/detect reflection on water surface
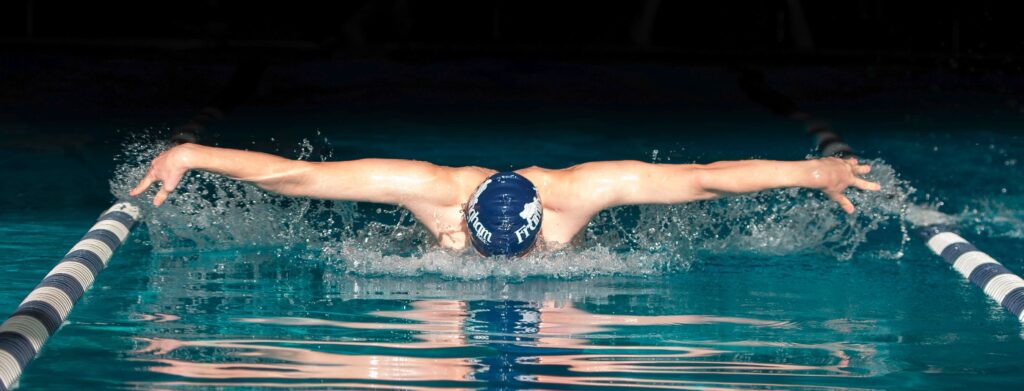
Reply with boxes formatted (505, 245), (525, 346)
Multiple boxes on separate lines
(126, 255), (888, 390)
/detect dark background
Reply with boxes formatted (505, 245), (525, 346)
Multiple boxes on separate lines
(0, 1), (1022, 141)
(3, 1), (1021, 62)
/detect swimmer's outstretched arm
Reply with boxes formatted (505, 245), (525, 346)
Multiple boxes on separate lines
(129, 143), (464, 209)
(562, 157), (880, 214)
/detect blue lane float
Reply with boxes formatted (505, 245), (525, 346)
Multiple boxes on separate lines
(0, 202), (140, 391)
(919, 226), (1024, 322)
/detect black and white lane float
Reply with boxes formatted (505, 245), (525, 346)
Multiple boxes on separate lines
(738, 69), (1024, 326)
(0, 202), (140, 391)
(809, 122), (1024, 324)
(920, 225), (1024, 322)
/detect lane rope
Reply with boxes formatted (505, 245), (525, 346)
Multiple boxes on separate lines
(738, 69), (1024, 325)
(919, 226), (1024, 322)
(805, 105), (1024, 325)
(0, 202), (140, 391)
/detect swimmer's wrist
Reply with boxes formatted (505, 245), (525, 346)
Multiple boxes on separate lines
(771, 160), (811, 190)
(170, 143), (205, 170)
(800, 159), (831, 190)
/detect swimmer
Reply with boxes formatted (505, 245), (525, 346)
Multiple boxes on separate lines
(130, 143), (880, 257)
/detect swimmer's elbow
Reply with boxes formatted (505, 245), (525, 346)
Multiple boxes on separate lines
(252, 160), (319, 197)
(690, 166), (730, 201)
(616, 164), (718, 205)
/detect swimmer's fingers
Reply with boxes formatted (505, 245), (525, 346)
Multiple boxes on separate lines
(152, 188), (170, 206)
(828, 192), (856, 214)
(129, 171), (157, 197)
(151, 176), (181, 207)
(843, 157), (872, 174)
(852, 177), (881, 191)
(843, 158), (875, 188)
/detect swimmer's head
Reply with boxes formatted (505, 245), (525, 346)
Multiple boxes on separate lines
(465, 172), (542, 257)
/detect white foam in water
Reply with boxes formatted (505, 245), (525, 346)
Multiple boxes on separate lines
(110, 134), (917, 279)
(951, 196), (1024, 239)
(330, 245), (666, 280)
(903, 196), (1024, 240)
(905, 204), (957, 227)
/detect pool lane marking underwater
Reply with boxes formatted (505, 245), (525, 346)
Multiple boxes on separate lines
(0, 202), (139, 391)
(806, 109), (1024, 323)
(737, 69), (1024, 324)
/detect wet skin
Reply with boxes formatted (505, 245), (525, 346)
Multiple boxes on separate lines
(131, 143), (879, 255)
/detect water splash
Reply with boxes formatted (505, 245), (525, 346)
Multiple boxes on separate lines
(590, 158), (914, 261)
(905, 194), (1024, 240)
(110, 134), (915, 278)
(109, 132), (360, 253)
(905, 204), (957, 227)
(951, 197), (1024, 239)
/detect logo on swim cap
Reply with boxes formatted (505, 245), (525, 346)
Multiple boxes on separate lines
(466, 172), (542, 257)
(515, 197), (542, 244)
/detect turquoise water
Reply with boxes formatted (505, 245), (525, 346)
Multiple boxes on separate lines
(2, 112), (1024, 390)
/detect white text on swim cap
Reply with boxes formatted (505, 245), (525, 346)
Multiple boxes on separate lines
(466, 208), (492, 244)
(466, 179), (493, 244)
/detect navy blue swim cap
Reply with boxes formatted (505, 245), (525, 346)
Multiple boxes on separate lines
(466, 172), (543, 257)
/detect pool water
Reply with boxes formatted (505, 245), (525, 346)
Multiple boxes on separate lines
(2, 110), (1023, 390)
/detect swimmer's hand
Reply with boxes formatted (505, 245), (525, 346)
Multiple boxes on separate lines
(129, 143), (195, 206)
(807, 157), (881, 214)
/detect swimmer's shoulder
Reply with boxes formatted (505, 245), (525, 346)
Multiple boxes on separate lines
(405, 162), (492, 184)
(438, 165), (496, 203)
(514, 165), (560, 188)
(515, 166), (582, 216)
(450, 165), (496, 185)
(515, 163), (614, 184)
